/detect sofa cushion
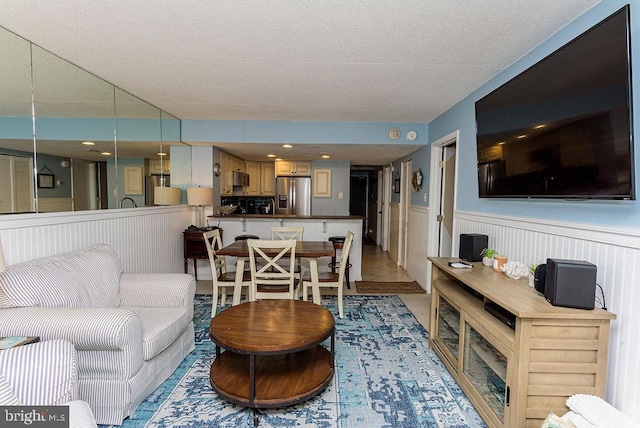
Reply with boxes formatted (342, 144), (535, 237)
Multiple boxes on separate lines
(0, 374), (21, 405)
(124, 307), (191, 361)
(0, 244), (122, 308)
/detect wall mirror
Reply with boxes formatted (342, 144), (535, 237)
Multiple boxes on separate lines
(0, 25), (182, 214)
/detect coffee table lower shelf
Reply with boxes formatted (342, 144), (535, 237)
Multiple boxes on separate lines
(210, 344), (333, 408)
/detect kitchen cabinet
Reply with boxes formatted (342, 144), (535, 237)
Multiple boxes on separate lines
(149, 159), (170, 174)
(275, 161), (311, 176)
(477, 145), (502, 163)
(220, 152), (233, 195)
(428, 257), (615, 428)
(220, 151), (245, 196)
(261, 163), (276, 195)
(244, 162), (276, 196)
(244, 162), (261, 195)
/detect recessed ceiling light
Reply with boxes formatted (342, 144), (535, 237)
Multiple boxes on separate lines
(534, 124), (546, 129)
(321, 154), (330, 159)
(267, 154), (276, 158)
(498, 141), (506, 145)
(157, 152), (167, 156)
(101, 151), (112, 156)
(282, 144), (293, 148)
(517, 134), (527, 139)
(275, 158), (283, 161)
(82, 141), (95, 146)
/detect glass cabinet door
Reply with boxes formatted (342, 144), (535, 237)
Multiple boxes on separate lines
(463, 321), (508, 423)
(436, 295), (461, 363)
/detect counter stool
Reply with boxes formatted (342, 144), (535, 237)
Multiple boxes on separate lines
(328, 236), (351, 289)
(234, 234), (260, 241)
(234, 235), (260, 271)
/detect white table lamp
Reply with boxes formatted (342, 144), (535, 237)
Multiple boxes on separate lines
(187, 187), (213, 228)
(154, 187), (182, 206)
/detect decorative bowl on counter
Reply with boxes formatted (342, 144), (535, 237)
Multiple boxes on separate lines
(217, 205), (237, 215)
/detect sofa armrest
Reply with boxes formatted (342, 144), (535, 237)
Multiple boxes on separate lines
(0, 307), (142, 352)
(0, 339), (77, 405)
(119, 273), (196, 317)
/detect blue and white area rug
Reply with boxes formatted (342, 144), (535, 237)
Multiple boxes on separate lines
(102, 295), (486, 427)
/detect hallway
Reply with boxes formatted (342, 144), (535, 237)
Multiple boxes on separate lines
(346, 241), (431, 331)
(360, 240), (415, 282)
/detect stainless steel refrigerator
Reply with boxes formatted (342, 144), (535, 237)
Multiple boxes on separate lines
(276, 176), (311, 215)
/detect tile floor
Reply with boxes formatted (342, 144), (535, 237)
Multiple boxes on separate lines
(196, 241), (432, 332)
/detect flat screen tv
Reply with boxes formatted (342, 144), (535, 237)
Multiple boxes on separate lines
(475, 5), (634, 200)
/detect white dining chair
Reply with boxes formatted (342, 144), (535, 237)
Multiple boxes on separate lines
(302, 231), (354, 318)
(247, 238), (298, 300)
(271, 226), (305, 281)
(203, 229), (251, 316)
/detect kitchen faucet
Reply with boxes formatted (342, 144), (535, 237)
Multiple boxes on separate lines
(119, 197), (137, 208)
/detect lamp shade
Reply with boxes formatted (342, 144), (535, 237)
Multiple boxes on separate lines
(154, 187), (182, 206)
(187, 187), (213, 206)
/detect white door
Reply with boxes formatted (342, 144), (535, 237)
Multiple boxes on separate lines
(427, 131), (459, 293)
(382, 165), (391, 252)
(438, 147), (456, 256)
(399, 160), (412, 268)
(376, 170), (383, 245)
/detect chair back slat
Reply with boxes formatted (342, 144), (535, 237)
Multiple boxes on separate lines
(247, 239), (297, 299)
(270, 226), (304, 241)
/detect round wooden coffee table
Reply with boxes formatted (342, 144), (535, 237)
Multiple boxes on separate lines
(209, 299), (335, 426)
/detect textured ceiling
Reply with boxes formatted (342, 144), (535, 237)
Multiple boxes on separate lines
(0, 0), (600, 164)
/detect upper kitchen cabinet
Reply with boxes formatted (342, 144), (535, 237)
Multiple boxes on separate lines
(220, 151), (245, 195)
(149, 159), (170, 174)
(275, 160), (311, 176)
(261, 163), (276, 195)
(245, 162), (275, 196)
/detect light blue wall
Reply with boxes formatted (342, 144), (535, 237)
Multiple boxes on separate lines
(391, 145), (430, 206)
(428, 0), (640, 228)
(182, 119), (428, 146)
(312, 160), (350, 215)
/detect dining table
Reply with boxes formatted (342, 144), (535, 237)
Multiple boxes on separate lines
(215, 239), (336, 306)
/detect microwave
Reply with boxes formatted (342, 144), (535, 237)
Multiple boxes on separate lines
(232, 171), (250, 187)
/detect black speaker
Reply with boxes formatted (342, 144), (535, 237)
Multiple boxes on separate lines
(458, 234), (488, 262)
(534, 263), (546, 294)
(544, 259), (597, 309)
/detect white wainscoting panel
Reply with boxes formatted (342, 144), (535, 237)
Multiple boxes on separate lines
(389, 202), (400, 264)
(0, 206), (191, 273)
(455, 210), (640, 420)
(406, 205), (429, 288)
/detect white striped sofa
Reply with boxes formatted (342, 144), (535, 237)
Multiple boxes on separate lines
(0, 339), (97, 427)
(0, 244), (196, 425)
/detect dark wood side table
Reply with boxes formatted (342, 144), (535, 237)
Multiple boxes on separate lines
(183, 227), (222, 280)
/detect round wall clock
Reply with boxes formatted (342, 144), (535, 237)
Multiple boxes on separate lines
(213, 162), (221, 177)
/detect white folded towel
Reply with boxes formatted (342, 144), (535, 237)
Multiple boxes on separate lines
(566, 394), (640, 428)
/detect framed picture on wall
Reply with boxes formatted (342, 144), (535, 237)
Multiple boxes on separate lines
(393, 172), (400, 193)
(37, 165), (55, 188)
(37, 173), (55, 189)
